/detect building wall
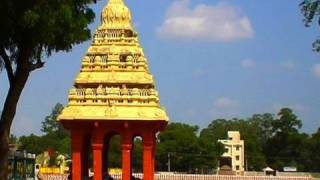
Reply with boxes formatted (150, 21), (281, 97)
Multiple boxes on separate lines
(218, 131), (245, 175)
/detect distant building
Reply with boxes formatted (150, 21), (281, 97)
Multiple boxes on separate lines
(218, 131), (245, 175)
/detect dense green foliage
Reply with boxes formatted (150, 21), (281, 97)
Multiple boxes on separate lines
(156, 123), (224, 173)
(14, 104), (320, 173)
(107, 135), (121, 168)
(265, 108), (306, 171)
(0, 1), (96, 178)
(201, 117), (268, 171)
(0, 0), (95, 65)
(132, 139), (143, 172)
(201, 108), (319, 172)
(300, 0), (320, 51)
(308, 128), (320, 172)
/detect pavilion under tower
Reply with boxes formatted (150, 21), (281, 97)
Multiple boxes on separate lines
(58, 0), (169, 179)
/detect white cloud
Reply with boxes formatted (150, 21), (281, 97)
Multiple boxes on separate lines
(192, 68), (206, 77)
(312, 64), (320, 78)
(157, 0), (254, 41)
(281, 61), (295, 70)
(214, 97), (238, 109)
(241, 59), (256, 68)
(210, 97), (240, 118)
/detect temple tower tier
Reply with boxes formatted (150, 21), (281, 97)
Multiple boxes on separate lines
(58, 0), (169, 179)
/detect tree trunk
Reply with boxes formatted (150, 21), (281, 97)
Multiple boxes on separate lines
(0, 48), (31, 180)
(0, 129), (10, 180)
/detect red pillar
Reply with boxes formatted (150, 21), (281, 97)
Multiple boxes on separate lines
(71, 130), (84, 180)
(143, 131), (155, 180)
(92, 130), (104, 180)
(121, 133), (132, 180)
(82, 138), (89, 178)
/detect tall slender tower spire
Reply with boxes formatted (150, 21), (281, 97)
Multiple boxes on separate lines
(59, 2), (168, 179)
(59, 0), (169, 122)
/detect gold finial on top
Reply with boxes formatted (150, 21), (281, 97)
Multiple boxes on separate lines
(107, 0), (125, 4)
(101, 0), (133, 30)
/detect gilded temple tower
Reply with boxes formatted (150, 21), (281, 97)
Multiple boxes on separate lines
(58, 0), (168, 179)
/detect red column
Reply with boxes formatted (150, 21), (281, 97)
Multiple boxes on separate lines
(71, 130), (84, 180)
(82, 138), (89, 178)
(143, 132), (155, 180)
(121, 133), (132, 180)
(92, 129), (104, 180)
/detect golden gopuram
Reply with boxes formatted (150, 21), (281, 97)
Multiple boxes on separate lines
(58, 0), (169, 179)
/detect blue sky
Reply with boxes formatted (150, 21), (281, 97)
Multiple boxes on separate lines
(1, 0), (320, 136)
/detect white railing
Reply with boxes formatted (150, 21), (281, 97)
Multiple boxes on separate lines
(38, 173), (68, 180)
(110, 173), (313, 180)
(38, 173), (313, 180)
